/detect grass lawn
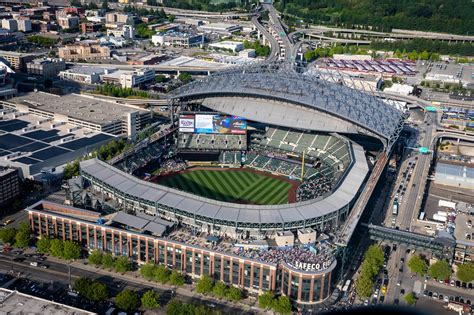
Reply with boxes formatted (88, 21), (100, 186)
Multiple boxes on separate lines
(158, 169), (291, 205)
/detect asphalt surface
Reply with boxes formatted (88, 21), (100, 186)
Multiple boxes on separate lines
(0, 253), (256, 314)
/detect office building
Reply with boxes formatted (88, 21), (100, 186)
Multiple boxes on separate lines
(151, 32), (203, 48)
(102, 68), (155, 88)
(0, 50), (35, 71)
(209, 40), (244, 52)
(58, 43), (110, 61)
(0, 167), (20, 207)
(26, 57), (66, 78)
(59, 66), (109, 84)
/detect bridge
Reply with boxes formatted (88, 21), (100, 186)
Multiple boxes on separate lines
(301, 25), (474, 43)
(365, 223), (454, 258)
(67, 62), (232, 75)
(335, 153), (388, 246)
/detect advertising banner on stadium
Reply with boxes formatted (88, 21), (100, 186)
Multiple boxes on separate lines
(195, 114), (215, 133)
(194, 114), (247, 134)
(179, 115), (195, 133)
(214, 115), (247, 134)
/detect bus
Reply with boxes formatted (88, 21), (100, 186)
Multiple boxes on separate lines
(392, 200), (399, 216)
(342, 280), (352, 297)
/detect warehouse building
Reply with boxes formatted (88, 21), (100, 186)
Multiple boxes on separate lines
(435, 162), (474, 190)
(1, 92), (152, 137)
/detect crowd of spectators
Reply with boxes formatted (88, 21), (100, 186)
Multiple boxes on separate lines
(235, 244), (334, 267)
(157, 158), (187, 175)
(296, 175), (333, 201)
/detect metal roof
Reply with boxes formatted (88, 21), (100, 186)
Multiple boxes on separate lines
(169, 61), (406, 148)
(80, 141), (368, 226)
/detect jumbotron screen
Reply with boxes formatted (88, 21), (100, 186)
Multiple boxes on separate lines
(180, 114), (247, 134)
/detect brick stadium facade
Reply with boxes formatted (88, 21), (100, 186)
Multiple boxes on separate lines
(27, 201), (336, 305)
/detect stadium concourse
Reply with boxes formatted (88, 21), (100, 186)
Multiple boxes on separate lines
(29, 61), (406, 309)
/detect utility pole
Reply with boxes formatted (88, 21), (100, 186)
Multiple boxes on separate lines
(68, 262), (72, 291)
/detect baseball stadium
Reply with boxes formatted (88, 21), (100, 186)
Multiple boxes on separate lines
(27, 62), (407, 309)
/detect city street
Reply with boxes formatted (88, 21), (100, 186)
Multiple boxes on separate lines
(0, 253), (257, 314)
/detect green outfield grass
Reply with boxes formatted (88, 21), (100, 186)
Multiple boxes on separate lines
(158, 169), (291, 205)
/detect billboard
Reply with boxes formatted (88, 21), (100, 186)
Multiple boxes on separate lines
(179, 115), (195, 133)
(195, 114), (214, 134)
(194, 114), (247, 134)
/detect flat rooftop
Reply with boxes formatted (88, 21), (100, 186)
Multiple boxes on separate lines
(0, 288), (95, 315)
(0, 110), (114, 168)
(8, 92), (148, 126)
(61, 66), (112, 75)
(455, 213), (474, 247)
(159, 56), (230, 69)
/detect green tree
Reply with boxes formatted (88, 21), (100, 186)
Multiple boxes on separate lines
(419, 50), (430, 60)
(74, 277), (92, 298)
(36, 237), (51, 254)
(115, 290), (141, 311)
(356, 274), (374, 298)
(155, 74), (167, 83)
(212, 281), (227, 299)
(62, 240), (81, 260)
(457, 263), (474, 283)
(154, 265), (171, 283)
(405, 292), (416, 305)
(178, 72), (192, 83)
(225, 286), (242, 302)
(428, 260), (452, 280)
(140, 263), (157, 280)
(114, 256), (131, 273)
(169, 270), (185, 286)
(88, 250), (103, 266)
(272, 295), (292, 314)
(196, 274), (214, 294)
(50, 239), (64, 257)
(14, 222), (31, 248)
(101, 0), (109, 11)
(102, 252), (115, 269)
(408, 254), (428, 276)
(258, 291), (275, 309)
(166, 299), (185, 315)
(141, 290), (160, 309)
(0, 228), (17, 244)
(89, 282), (108, 301)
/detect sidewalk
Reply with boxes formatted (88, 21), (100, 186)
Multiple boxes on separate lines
(47, 256), (265, 314)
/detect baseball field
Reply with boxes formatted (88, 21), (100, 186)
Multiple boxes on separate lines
(157, 168), (294, 205)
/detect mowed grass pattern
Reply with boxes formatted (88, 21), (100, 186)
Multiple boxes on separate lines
(158, 169), (291, 205)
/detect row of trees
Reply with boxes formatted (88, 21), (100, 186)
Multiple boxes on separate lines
(166, 299), (222, 315)
(123, 5), (168, 19)
(407, 255), (452, 280)
(275, 0), (473, 35)
(371, 39), (473, 57)
(74, 277), (108, 301)
(355, 244), (384, 298)
(0, 222), (31, 248)
(36, 237), (81, 260)
(63, 138), (131, 179)
(76, 285), (159, 311)
(139, 262), (185, 286)
(303, 45), (368, 61)
(195, 275), (243, 303)
(95, 84), (151, 99)
(258, 291), (292, 314)
(243, 40), (271, 57)
(408, 254), (474, 283)
(160, 0), (245, 13)
(87, 250), (132, 273)
(27, 35), (56, 48)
